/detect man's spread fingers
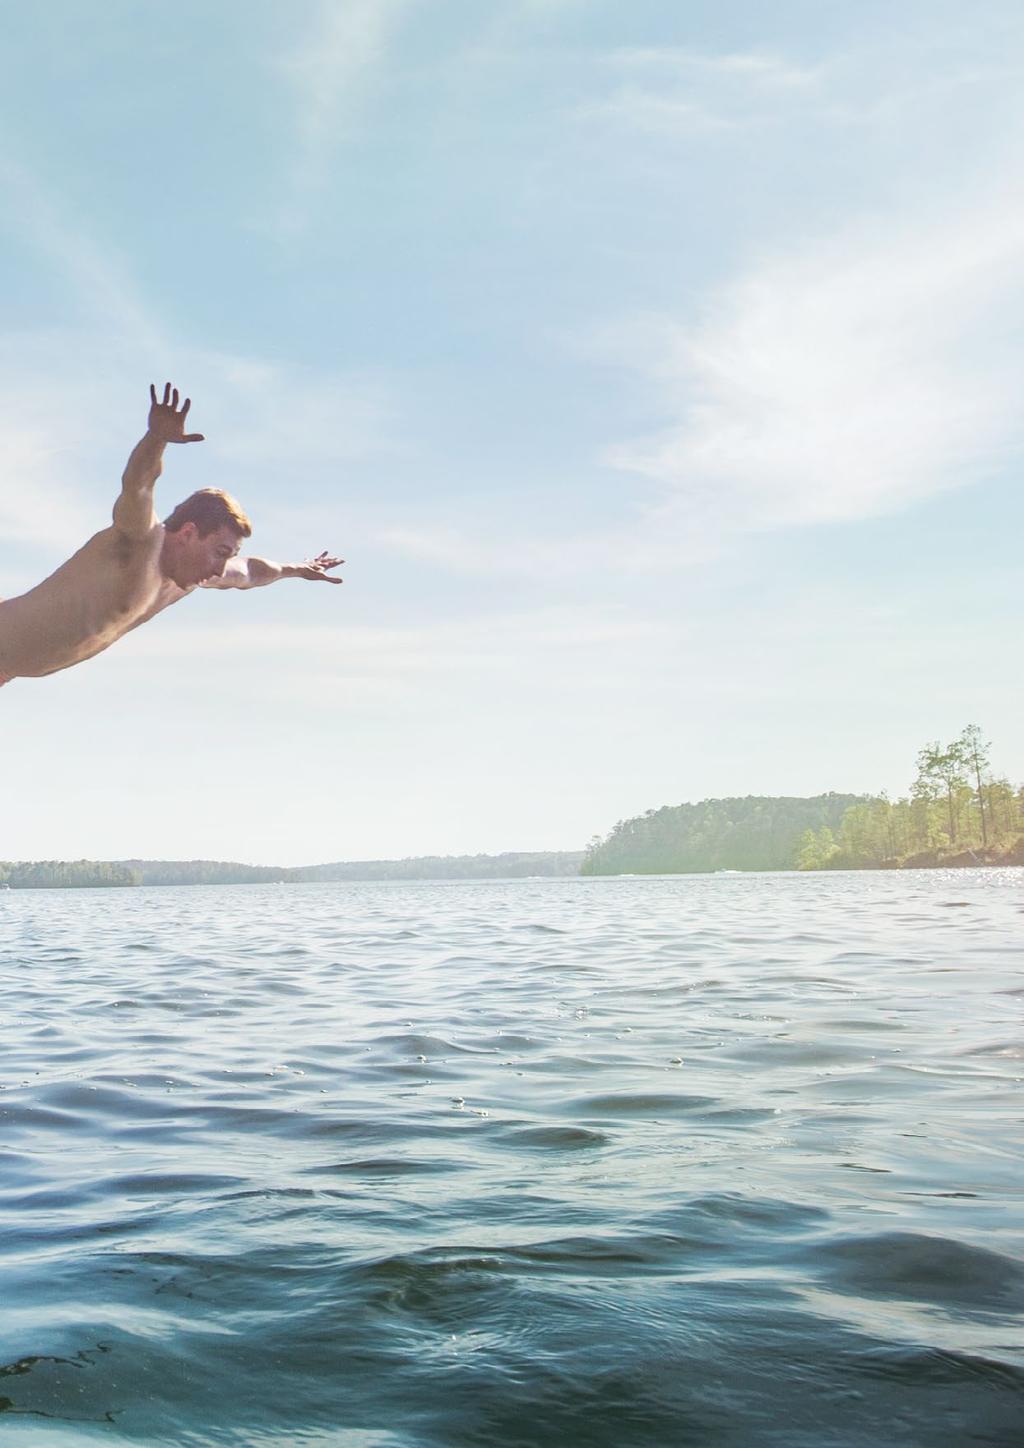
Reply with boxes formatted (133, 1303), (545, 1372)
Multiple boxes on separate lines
(181, 398), (191, 417)
(183, 432), (205, 443)
(172, 387), (179, 409)
(149, 383), (157, 405)
(162, 382), (171, 404)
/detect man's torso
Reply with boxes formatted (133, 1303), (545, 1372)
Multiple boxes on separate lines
(0, 524), (190, 680)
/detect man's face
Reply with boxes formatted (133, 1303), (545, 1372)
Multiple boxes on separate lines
(175, 523), (242, 586)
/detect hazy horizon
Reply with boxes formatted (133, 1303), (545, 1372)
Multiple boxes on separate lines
(2, 1), (1022, 866)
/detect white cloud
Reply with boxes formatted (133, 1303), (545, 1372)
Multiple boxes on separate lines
(170, 352), (398, 482)
(603, 190), (1024, 533)
(584, 45), (821, 134)
(366, 521), (622, 578)
(279, 0), (414, 230)
(609, 47), (820, 89)
(585, 94), (734, 136)
(121, 606), (672, 670)
(54, 601), (678, 731)
(0, 333), (136, 554)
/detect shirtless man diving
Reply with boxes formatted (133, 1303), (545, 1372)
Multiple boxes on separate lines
(0, 383), (343, 687)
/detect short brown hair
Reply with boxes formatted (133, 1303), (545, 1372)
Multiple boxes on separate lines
(164, 489), (252, 539)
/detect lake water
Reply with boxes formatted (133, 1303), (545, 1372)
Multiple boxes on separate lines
(0, 870), (1022, 1445)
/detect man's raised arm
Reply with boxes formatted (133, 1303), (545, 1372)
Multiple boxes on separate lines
(112, 383), (204, 539)
(201, 552), (344, 589)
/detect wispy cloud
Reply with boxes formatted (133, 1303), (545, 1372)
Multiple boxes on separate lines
(99, 601), (677, 712)
(583, 45), (821, 134)
(610, 47), (819, 88)
(0, 154), (167, 355)
(601, 188), (1024, 535)
(368, 128), (1023, 582)
(125, 606), (671, 666)
(365, 521), (621, 579)
(206, 356), (397, 473)
(0, 149), (164, 554)
(278, 0), (414, 232)
(0, 330), (144, 555)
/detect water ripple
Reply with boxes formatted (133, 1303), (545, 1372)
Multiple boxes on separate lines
(1, 870), (1022, 1444)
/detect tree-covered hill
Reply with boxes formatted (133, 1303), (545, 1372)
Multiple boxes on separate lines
(119, 859), (288, 886)
(0, 860), (139, 888)
(796, 726), (1024, 869)
(5, 731), (1020, 887)
(0, 852), (584, 889)
(286, 852), (584, 882)
(581, 795), (868, 875)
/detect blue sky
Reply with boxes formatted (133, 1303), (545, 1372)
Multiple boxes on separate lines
(1, 0), (1022, 865)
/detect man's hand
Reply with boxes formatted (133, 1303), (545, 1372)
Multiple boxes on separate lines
(291, 551), (345, 583)
(200, 551), (345, 589)
(116, 381), (201, 535)
(148, 382), (204, 444)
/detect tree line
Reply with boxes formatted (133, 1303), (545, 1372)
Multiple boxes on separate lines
(0, 851), (585, 889)
(0, 860), (139, 889)
(290, 851), (584, 882)
(797, 725), (1024, 869)
(581, 794), (865, 875)
(5, 734), (1019, 887)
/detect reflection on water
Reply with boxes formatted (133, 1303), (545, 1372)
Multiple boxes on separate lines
(0, 871), (1022, 1444)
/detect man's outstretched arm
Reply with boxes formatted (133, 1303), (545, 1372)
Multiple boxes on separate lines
(201, 551), (344, 589)
(112, 383), (204, 539)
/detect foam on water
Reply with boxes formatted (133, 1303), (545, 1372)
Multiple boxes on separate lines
(0, 870), (1022, 1445)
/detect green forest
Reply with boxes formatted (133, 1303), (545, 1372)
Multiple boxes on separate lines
(581, 793), (864, 874)
(796, 725), (1024, 870)
(0, 860), (138, 888)
(121, 852), (583, 885)
(0, 852), (584, 889)
(289, 851), (584, 882)
(582, 726), (1023, 875)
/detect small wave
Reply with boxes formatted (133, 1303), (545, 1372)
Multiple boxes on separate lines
(563, 1091), (719, 1117)
(311, 1157), (455, 1177)
(374, 1033), (495, 1058)
(800, 1230), (1024, 1310)
(500, 1125), (607, 1150)
(855, 1342), (1024, 1391)
(4, 872), (1024, 1444)
(642, 1193), (829, 1247)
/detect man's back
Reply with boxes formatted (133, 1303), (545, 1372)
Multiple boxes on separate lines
(0, 523), (184, 680)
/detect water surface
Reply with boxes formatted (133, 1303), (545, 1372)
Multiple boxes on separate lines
(1, 871), (1022, 1444)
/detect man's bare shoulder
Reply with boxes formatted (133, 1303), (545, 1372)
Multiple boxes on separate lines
(22, 521), (165, 599)
(78, 520), (165, 566)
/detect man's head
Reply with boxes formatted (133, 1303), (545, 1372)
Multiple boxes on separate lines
(161, 489), (253, 588)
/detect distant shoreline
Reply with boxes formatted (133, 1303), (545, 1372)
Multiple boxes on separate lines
(2, 847), (1022, 890)
(4, 778), (1022, 890)
(0, 851), (586, 890)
